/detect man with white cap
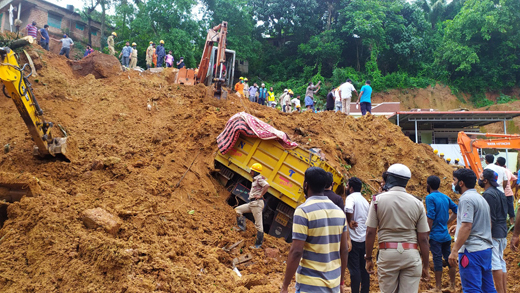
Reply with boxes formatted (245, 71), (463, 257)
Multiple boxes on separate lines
(365, 163), (430, 292)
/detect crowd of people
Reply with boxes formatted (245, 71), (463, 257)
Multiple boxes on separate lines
(238, 154), (520, 293)
(107, 33), (186, 70)
(234, 77), (374, 116)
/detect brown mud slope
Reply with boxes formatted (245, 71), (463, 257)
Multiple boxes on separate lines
(0, 46), (517, 292)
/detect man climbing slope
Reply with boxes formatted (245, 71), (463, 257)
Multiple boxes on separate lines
(235, 163), (269, 249)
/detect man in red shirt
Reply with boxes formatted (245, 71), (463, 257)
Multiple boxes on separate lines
(25, 21), (38, 38)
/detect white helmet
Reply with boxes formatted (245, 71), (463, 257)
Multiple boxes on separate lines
(386, 163), (411, 180)
(284, 89), (288, 92)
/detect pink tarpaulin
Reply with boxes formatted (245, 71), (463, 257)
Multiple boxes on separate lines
(217, 112), (298, 154)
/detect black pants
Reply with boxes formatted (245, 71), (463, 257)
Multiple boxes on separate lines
(507, 195), (515, 219)
(360, 102), (371, 115)
(59, 47), (70, 59)
(348, 240), (370, 293)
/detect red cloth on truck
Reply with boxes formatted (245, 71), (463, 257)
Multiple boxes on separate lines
(217, 112), (298, 155)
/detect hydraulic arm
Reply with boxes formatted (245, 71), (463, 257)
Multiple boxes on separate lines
(0, 46), (68, 158)
(458, 131), (520, 176)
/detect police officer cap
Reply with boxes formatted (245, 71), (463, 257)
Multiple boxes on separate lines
(386, 163), (411, 180)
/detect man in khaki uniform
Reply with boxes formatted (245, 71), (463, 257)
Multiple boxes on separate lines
(107, 32), (117, 56)
(146, 41), (154, 69)
(365, 163), (430, 292)
(129, 43), (138, 68)
(235, 163), (269, 249)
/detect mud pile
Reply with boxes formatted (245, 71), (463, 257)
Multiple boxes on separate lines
(0, 45), (515, 292)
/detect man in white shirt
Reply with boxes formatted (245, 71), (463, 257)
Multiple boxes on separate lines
(484, 154), (507, 193)
(338, 79), (357, 115)
(344, 177), (370, 293)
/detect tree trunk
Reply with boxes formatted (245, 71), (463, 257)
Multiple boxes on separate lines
(101, 0), (106, 49)
(87, 17), (92, 46)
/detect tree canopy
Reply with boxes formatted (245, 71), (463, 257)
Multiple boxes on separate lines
(85, 0), (520, 99)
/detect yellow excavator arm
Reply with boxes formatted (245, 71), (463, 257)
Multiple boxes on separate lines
(0, 46), (68, 158)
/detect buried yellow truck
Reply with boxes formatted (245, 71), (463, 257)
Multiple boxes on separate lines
(214, 115), (344, 242)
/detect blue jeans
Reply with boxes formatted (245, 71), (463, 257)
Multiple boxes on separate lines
(59, 47), (70, 58)
(41, 41), (49, 51)
(258, 97), (265, 105)
(430, 239), (451, 271)
(459, 248), (496, 293)
(121, 56), (129, 67)
(360, 102), (371, 115)
(507, 196), (515, 220)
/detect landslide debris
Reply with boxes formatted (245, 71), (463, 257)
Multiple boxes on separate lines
(0, 45), (469, 292)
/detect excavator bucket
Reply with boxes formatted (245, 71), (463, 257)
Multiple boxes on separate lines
(175, 68), (196, 86)
(0, 172), (40, 227)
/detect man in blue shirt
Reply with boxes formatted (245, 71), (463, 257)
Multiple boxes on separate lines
(357, 80), (373, 116)
(258, 83), (267, 105)
(119, 42), (132, 67)
(425, 175), (457, 293)
(39, 25), (50, 51)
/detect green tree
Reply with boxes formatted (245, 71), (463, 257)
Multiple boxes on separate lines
(436, 0), (520, 91)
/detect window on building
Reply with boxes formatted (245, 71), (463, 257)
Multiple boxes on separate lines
(76, 23), (85, 31)
(91, 31), (97, 36)
(48, 13), (62, 29)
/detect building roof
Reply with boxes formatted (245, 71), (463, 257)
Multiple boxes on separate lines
(388, 111), (520, 129)
(349, 102), (400, 117)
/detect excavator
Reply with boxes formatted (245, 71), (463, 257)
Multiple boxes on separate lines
(0, 40), (69, 159)
(0, 39), (70, 213)
(175, 21), (235, 99)
(458, 131), (520, 176)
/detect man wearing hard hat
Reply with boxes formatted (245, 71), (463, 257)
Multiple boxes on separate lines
(107, 32), (117, 56)
(146, 41), (154, 69)
(234, 77), (245, 97)
(129, 42), (138, 68)
(365, 163), (430, 292)
(235, 163), (270, 249)
(156, 40), (166, 67)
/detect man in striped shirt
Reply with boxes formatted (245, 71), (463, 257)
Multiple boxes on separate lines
(25, 21), (38, 39)
(281, 167), (349, 293)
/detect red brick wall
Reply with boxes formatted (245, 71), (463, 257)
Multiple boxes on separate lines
(5, 1), (103, 48)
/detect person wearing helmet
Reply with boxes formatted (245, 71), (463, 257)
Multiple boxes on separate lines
(107, 32), (117, 56)
(258, 83), (267, 105)
(291, 95), (302, 113)
(446, 158), (451, 164)
(234, 77), (245, 97)
(440, 153), (445, 160)
(433, 149), (439, 155)
(129, 42), (138, 68)
(156, 40), (166, 67)
(243, 78), (249, 97)
(235, 163), (270, 249)
(283, 90), (294, 112)
(365, 163), (430, 292)
(119, 42), (132, 67)
(146, 42), (154, 69)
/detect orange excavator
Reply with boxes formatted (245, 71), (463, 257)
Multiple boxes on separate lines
(175, 21), (235, 99)
(458, 131), (520, 176)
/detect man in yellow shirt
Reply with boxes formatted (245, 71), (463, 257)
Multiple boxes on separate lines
(267, 87), (276, 108)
